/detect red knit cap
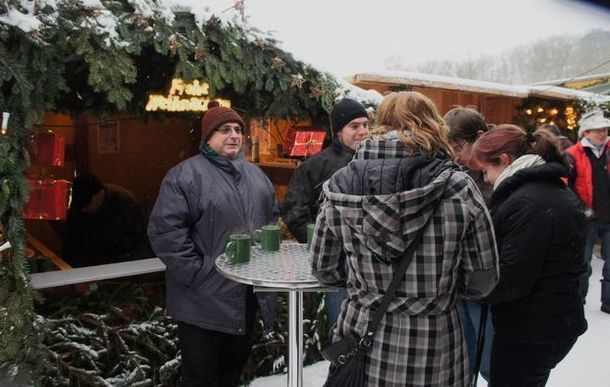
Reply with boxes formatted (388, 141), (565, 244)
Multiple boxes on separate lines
(200, 107), (245, 142)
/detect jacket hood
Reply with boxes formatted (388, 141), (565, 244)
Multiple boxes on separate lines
(323, 137), (455, 262)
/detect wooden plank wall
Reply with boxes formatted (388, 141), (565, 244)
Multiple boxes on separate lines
(351, 80), (523, 126)
(381, 86), (522, 126)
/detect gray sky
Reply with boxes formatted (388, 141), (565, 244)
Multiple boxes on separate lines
(169, 0), (610, 77)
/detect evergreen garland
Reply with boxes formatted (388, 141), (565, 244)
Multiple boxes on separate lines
(0, 22), (64, 384)
(571, 98), (609, 140)
(35, 279), (329, 386)
(39, 279), (181, 386)
(514, 98), (572, 133)
(574, 98), (610, 118)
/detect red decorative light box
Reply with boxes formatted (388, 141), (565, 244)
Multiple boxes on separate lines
(32, 131), (66, 166)
(22, 179), (70, 220)
(284, 129), (326, 157)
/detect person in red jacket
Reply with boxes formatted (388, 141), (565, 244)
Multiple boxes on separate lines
(565, 109), (610, 314)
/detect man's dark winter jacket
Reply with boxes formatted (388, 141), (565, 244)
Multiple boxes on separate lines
(484, 162), (588, 343)
(148, 153), (278, 335)
(282, 140), (354, 242)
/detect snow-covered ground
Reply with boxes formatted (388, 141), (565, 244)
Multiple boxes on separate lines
(248, 255), (609, 387)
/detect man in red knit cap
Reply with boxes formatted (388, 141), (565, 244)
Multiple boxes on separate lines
(149, 106), (279, 386)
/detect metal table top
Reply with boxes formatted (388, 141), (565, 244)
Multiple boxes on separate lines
(215, 243), (320, 289)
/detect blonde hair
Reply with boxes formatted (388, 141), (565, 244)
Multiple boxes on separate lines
(369, 91), (454, 158)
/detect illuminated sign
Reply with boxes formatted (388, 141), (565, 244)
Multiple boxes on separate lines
(145, 79), (231, 112)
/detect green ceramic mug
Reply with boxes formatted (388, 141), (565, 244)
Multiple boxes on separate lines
(306, 224), (315, 251)
(225, 234), (252, 264)
(254, 224), (281, 252)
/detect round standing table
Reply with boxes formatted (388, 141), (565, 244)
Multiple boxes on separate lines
(216, 243), (324, 387)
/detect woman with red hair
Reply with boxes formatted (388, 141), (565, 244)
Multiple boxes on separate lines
(471, 124), (588, 386)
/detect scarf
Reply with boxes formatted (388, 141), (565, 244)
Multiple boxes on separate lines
(199, 144), (243, 182)
(581, 137), (609, 159)
(493, 154), (546, 191)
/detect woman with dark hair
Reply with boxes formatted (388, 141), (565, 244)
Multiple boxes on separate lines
(444, 106), (489, 163)
(471, 124), (588, 387)
(538, 123), (574, 151)
(310, 91), (499, 386)
(443, 106), (494, 382)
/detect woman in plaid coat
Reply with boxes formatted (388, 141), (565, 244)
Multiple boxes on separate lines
(310, 92), (499, 386)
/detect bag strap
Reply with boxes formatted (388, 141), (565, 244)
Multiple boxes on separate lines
(360, 204), (438, 347)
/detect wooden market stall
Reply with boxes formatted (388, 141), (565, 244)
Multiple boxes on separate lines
(21, 86), (333, 272)
(346, 70), (605, 137)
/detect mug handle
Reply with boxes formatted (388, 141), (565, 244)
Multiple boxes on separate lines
(253, 229), (262, 245)
(225, 241), (236, 260)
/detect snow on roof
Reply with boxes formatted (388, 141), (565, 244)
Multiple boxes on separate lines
(348, 70), (610, 103)
(0, 0), (175, 36)
(335, 78), (383, 106)
(531, 72), (610, 86)
(349, 70), (529, 98)
(528, 85), (610, 103)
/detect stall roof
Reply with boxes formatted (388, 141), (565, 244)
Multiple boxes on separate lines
(347, 70), (610, 102)
(532, 72), (610, 96)
(348, 70), (529, 98)
(528, 84), (610, 102)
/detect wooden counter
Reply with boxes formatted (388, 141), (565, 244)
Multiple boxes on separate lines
(30, 258), (165, 290)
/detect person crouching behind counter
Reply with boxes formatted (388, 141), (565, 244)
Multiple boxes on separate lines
(62, 173), (152, 267)
(148, 107), (279, 387)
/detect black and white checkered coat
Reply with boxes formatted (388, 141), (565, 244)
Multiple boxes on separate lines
(310, 138), (499, 386)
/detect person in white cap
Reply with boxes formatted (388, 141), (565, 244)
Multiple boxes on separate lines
(565, 109), (610, 314)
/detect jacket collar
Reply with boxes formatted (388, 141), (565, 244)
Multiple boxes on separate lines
(332, 137), (355, 156)
(354, 135), (411, 160)
(353, 134), (451, 162)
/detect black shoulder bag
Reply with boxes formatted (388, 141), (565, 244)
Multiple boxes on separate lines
(320, 213), (432, 387)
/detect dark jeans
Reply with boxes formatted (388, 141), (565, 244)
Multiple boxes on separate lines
(579, 219), (610, 306)
(177, 292), (257, 387)
(456, 300), (493, 382)
(489, 335), (577, 387)
(325, 287), (348, 332)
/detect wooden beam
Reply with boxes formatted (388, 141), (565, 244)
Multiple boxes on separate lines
(27, 234), (72, 271)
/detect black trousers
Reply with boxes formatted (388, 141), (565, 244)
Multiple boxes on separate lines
(489, 334), (577, 387)
(177, 290), (258, 387)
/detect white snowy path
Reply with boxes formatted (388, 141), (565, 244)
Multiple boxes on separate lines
(247, 256), (609, 387)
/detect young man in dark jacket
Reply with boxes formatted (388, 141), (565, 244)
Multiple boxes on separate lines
(282, 98), (368, 329)
(148, 107), (279, 386)
(565, 109), (610, 313)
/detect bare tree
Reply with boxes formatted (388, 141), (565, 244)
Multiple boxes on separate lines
(387, 29), (610, 84)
